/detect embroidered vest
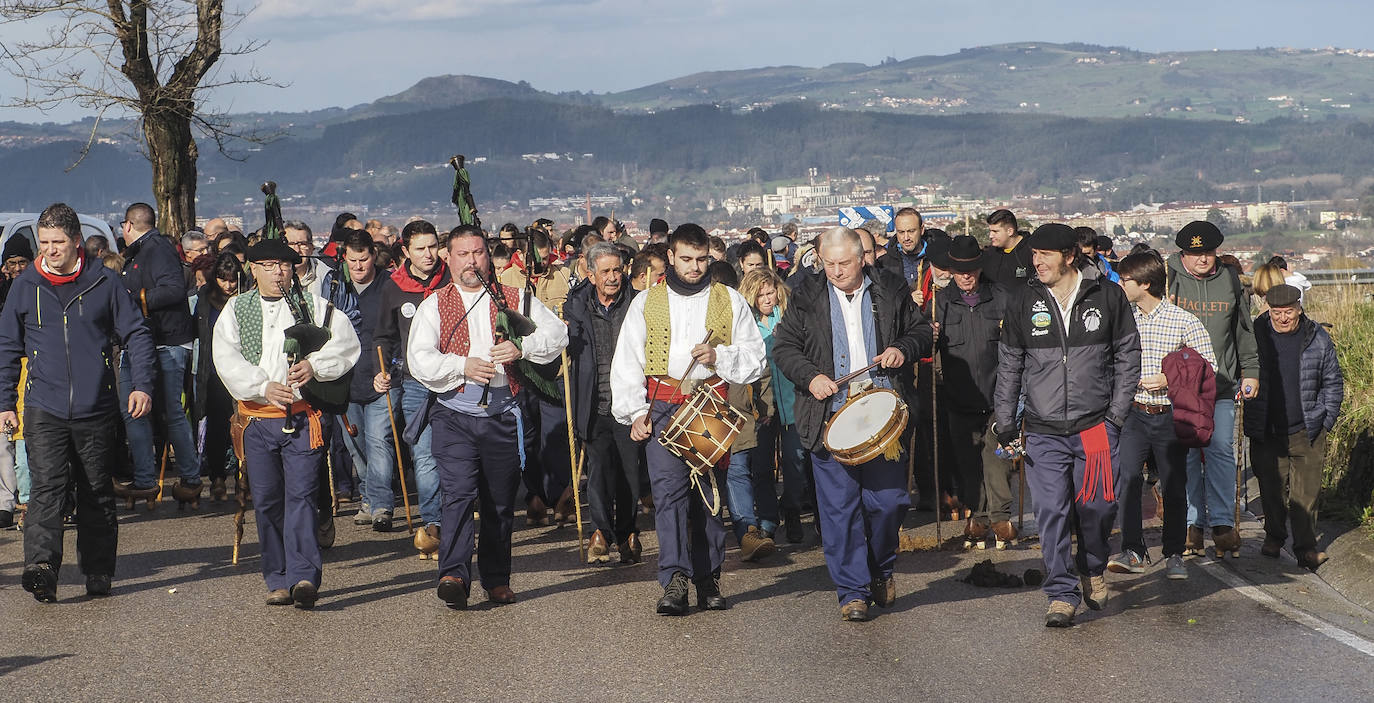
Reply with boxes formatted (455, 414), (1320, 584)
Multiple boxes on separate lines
(642, 282), (733, 377)
(436, 283), (525, 394)
(233, 290), (315, 365)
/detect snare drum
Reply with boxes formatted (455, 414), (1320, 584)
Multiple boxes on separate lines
(822, 387), (908, 466)
(658, 384), (746, 474)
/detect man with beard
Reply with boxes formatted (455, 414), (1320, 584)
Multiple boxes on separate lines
(610, 223), (765, 615)
(373, 220), (451, 558)
(408, 225), (568, 608)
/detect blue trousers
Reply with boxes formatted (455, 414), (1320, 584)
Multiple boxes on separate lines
(522, 395), (572, 506)
(430, 406), (523, 589)
(584, 412), (641, 543)
(1186, 399), (1236, 528)
(342, 391), (400, 513)
(400, 378), (442, 526)
(1024, 424), (1120, 606)
(120, 347), (201, 487)
(811, 449), (910, 605)
(753, 421), (808, 515)
(243, 412), (323, 591)
(646, 400), (726, 587)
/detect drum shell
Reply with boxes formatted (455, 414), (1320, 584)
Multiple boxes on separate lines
(822, 388), (909, 466)
(658, 385), (746, 474)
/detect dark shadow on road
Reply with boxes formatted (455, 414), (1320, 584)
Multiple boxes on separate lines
(0, 653), (74, 675)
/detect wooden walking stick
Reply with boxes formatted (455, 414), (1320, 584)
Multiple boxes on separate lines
(154, 443), (168, 505)
(930, 289), (942, 545)
(1234, 397), (1245, 526)
(377, 347), (416, 534)
(561, 351), (586, 562)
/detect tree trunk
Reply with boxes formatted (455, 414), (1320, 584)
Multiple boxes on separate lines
(143, 110), (198, 237)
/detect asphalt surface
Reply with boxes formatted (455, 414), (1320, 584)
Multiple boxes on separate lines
(2, 491), (1373, 703)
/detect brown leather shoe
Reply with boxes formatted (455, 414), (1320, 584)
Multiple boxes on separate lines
(437, 576), (468, 609)
(739, 525), (776, 562)
(486, 585), (517, 604)
(526, 496), (550, 527)
(1297, 550), (1329, 571)
(587, 530), (611, 564)
(870, 575), (896, 608)
(618, 534), (643, 564)
(265, 589), (292, 606)
(290, 580), (318, 609)
(552, 486), (575, 525)
(414, 523), (440, 559)
(1184, 525), (1205, 556)
(210, 477), (228, 502)
(1212, 525), (1240, 556)
(1260, 536), (1284, 558)
(840, 599), (869, 622)
(991, 520), (1019, 549)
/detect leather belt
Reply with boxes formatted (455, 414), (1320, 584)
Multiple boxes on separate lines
(647, 375), (724, 405)
(1132, 401), (1170, 415)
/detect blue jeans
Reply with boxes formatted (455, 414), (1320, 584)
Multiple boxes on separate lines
(1186, 399), (1236, 528)
(401, 378), (441, 526)
(343, 391), (400, 514)
(120, 346), (201, 488)
(722, 451), (778, 540)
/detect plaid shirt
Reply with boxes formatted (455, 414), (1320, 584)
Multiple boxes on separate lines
(1134, 298), (1216, 406)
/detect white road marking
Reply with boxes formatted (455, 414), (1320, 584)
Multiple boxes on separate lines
(1199, 559), (1374, 658)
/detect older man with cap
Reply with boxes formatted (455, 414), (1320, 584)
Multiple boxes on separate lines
(1244, 284), (1343, 570)
(932, 235), (1017, 548)
(995, 223), (1139, 627)
(773, 226), (931, 622)
(1166, 221), (1259, 557)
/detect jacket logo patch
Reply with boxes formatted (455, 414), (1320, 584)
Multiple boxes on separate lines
(401, 302), (417, 318)
(1031, 312), (1051, 329)
(1082, 307), (1102, 332)
(1031, 300), (1048, 313)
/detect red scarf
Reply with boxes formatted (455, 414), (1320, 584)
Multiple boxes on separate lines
(38, 251), (84, 286)
(1075, 422), (1115, 504)
(391, 260), (447, 297)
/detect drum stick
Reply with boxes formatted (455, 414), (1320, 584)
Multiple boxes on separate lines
(678, 331), (716, 384)
(832, 360), (883, 389)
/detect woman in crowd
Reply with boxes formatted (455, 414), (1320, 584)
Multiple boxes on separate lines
(194, 253), (249, 501)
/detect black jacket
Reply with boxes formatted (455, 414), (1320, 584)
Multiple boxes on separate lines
(192, 284), (231, 422)
(347, 271), (388, 404)
(994, 265), (1140, 441)
(0, 256), (155, 420)
(1244, 313), (1344, 443)
(773, 268), (933, 451)
(564, 277), (638, 440)
(876, 240), (924, 286)
(120, 228), (194, 346)
(934, 279), (1008, 414)
(373, 262), (451, 379)
(981, 234), (1033, 287)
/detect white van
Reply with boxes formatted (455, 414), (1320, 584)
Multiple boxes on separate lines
(0, 212), (110, 260)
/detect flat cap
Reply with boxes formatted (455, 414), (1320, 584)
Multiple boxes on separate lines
(1027, 223), (1077, 251)
(1266, 283), (1301, 308)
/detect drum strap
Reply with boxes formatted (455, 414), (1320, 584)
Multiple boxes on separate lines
(690, 465), (722, 516)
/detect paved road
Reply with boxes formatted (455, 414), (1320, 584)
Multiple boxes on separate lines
(2, 496), (1372, 703)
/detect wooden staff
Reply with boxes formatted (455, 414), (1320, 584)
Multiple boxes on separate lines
(561, 351), (585, 562)
(154, 443), (168, 505)
(931, 283), (942, 545)
(377, 347), (416, 534)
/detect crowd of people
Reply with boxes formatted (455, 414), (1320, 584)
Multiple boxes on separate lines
(0, 201), (1345, 627)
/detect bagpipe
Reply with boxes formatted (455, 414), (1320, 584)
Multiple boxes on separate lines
(277, 274), (352, 432)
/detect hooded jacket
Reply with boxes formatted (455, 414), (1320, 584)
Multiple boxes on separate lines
(773, 267), (932, 451)
(1244, 313), (1343, 443)
(981, 234), (1033, 287)
(0, 255), (155, 420)
(995, 265), (1140, 440)
(120, 227), (194, 346)
(372, 261), (450, 379)
(1166, 254), (1259, 398)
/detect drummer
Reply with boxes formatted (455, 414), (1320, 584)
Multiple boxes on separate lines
(610, 223), (766, 616)
(773, 226), (932, 622)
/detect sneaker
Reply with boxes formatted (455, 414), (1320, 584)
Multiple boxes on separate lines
(1107, 548), (1147, 574)
(372, 511), (393, 532)
(22, 563), (58, 603)
(353, 505), (373, 525)
(1080, 574), (1108, 610)
(1045, 600), (1076, 628)
(1165, 555), (1188, 580)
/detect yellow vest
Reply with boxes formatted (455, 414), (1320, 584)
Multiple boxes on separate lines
(643, 282), (733, 376)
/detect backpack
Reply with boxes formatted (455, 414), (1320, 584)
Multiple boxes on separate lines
(1162, 345), (1217, 448)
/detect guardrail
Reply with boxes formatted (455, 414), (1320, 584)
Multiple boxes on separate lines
(1299, 269), (1374, 286)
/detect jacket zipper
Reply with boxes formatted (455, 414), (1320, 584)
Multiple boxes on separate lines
(1040, 283), (1073, 423)
(45, 276), (105, 420)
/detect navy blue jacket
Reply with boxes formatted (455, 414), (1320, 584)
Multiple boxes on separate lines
(120, 228), (194, 346)
(346, 270), (387, 404)
(0, 256), (156, 420)
(564, 277), (637, 440)
(1245, 313), (1344, 443)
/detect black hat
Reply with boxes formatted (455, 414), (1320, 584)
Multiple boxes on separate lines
(1266, 283), (1302, 308)
(649, 218), (669, 234)
(1027, 223), (1077, 251)
(1094, 235), (1114, 252)
(924, 235), (952, 270)
(247, 237), (301, 265)
(946, 235), (985, 272)
(2, 235), (33, 262)
(1177, 221), (1223, 253)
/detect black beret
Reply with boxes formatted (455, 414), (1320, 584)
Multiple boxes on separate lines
(649, 218), (669, 234)
(247, 237), (301, 265)
(1027, 223), (1077, 252)
(924, 235), (951, 270)
(1177, 221), (1224, 252)
(1266, 283), (1301, 308)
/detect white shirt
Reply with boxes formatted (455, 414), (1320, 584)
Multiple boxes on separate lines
(212, 292), (361, 403)
(610, 283), (767, 425)
(1052, 270), (1083, 336)
(406, 283), (568, 394)
(832, 279), (874, 386)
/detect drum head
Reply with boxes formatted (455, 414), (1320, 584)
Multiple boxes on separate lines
(825, 390), (899, 451)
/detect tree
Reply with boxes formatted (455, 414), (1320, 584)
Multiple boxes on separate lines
(1206, 207), (1229, 232)
(1112, 224), (1126, 237)
(0, 1), (273, 235)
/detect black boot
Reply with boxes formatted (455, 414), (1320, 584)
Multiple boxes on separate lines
(656, 572), (690, 616)
(783, 509), (803, 543)
(695, 569), (728, 611)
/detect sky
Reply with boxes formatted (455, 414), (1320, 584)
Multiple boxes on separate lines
(1, 0), (1372, 123)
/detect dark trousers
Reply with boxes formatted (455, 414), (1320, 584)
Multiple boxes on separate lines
(522, 396), (571, 506)
(1024, 423), (1120, 606)
(201, 382), (235, 480)
(431, 406), (523, 588)
(646, 400), (726, 587)
(243, 413), (323, 591)
(946, 409), (1013, 524)
(1253, 430), (1326, 553)
(1115, 406), (1188, 557)
(24, 408), (120, 578)
(811, 448), (910, 604)
(585, 412), (641, 543)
